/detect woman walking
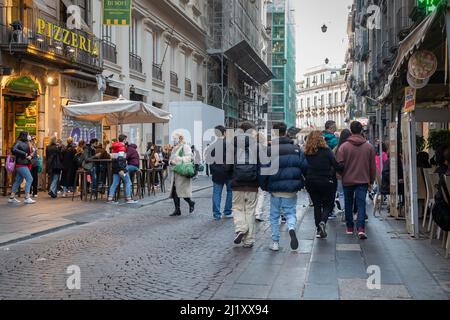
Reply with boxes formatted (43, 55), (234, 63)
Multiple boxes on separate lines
(61, 137), (77, 197)
(8, 131), (36, 204)
(305, 131), (343, 238)
(334, 129), (351, 213)
(169, 133), (195, 216)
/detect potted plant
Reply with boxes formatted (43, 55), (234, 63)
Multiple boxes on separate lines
(427, 130), (450, 151)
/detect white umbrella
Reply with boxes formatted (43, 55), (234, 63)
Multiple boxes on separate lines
(63, 97), (171, 125)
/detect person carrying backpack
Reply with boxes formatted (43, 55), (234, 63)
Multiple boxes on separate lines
(226, 122), (261, 248)
(8, 131), (36, 204)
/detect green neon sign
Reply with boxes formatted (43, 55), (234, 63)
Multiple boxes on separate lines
(417, 0), (442, 15)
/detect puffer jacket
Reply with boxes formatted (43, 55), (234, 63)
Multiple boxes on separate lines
(323, 131), (339, 150)
(12, 140), (31, 166)
(46, 144), (63, 173)
(259, 136), (308, 193)
(206, 138), (232, 185)
(126, 144), (140, 167)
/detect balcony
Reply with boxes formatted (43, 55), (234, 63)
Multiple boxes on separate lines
(170, 71), (179, 88)
(102, 39), (117, 64)
(152, 63), (162, 81)
(0, 7), (102, 72)
(185, 78), (192, 93)
(129, 52), (142, 73)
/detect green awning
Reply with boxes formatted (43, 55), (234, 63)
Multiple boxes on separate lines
(5, 76), (39, 93)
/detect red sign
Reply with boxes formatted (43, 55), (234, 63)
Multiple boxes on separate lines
(404, 87), (416, 113)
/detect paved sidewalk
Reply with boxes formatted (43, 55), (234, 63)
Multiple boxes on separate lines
(213, 191), (450, 300)
(0, 176), (212, 246)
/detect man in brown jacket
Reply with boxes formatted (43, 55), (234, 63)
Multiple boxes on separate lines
(336, 121), (376, 239)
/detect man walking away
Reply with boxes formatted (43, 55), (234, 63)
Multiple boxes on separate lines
(260, 123), (307, 251)
(323, 120), (339, 150)
(226, 122), (260, 248)
(206, 125), (233, 220)
(336, 121), (376, 239)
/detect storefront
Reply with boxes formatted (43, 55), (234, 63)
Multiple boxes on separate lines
(0, 4), (103, 155)
(377, 3), (450, 237)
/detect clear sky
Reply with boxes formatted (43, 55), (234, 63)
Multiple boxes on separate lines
(293, 0), (353, 80)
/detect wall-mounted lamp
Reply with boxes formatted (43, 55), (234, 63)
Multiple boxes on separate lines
(47, 76), (58, 86)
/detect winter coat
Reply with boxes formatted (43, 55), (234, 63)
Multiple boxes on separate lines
(126, 144), (140, 167)
(323, 131), (339, 150)
(305, 147), (343, 183)
(60, 144), (77, 187)
(82, 145), (97, 171)
(336, 134), (376, 187)
(12, 140), (31, 166)
(206, 138), (231, 185)
(226, 133), (260, 192)
(259, 136), (307, 193)
(169, 143), (193, 198)
(46, 144), (63, 173)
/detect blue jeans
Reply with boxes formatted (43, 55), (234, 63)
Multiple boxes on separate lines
(108, 173), (132, 199)
(127, 165), (139, 174)
(337, 179), (345, 211)
(90, 166), (97, 191)
(344, 184), (368, 230)
(269, 195), (297, 242)
(212, 181), (232, 219)
(12, 166), (33, 194)
(50, 172), (60, 195)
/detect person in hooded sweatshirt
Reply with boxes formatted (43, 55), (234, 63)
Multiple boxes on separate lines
(336, 121), (376, 240)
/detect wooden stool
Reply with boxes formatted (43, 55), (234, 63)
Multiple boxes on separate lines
(72, 169), (89, 201)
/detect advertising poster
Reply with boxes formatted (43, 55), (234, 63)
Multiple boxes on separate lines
(103, 0), (132, 26)
(14, 101), (38, 141)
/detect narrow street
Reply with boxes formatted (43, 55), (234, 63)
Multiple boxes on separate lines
(1, 187), (449, 300)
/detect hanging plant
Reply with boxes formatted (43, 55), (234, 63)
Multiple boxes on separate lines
(427, 130), (450, 151)
(416, 135), (426, 152)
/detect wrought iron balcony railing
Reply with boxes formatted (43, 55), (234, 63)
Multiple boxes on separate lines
(129, 52), (142, 73)
(102, 39), (117, 64)
(152, 63), (162, 81)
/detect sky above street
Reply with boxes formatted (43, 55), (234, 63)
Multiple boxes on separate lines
(294, 0), (353, 80)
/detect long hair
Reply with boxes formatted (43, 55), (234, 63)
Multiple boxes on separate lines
(336, 129), (351, 153)
(304, 131), (328, 155)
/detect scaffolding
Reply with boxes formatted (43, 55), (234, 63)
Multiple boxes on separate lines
(206, 0), (270, 129)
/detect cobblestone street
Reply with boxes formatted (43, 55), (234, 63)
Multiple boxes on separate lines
(0, 186), (449, 300)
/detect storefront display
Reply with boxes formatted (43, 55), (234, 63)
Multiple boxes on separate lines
(14, 101), (37, 140)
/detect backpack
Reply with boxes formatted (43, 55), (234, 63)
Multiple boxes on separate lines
(432, 176), (450, 232)
(6, 155), (15, 174)
(234, 137), (258, 183)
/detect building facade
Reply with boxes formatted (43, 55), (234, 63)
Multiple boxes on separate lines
(297, 65), (347, 130)
(206, 0), (272, 130)
(95, 0), (208, 150)
(0, 0), (103, 156)
(267, 0), (296, 129)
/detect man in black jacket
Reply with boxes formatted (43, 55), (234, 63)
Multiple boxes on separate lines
(226, 122), (261, 248)
(205, 125), (233, 220)
(46, 136), (63, 198)
(260, 122), (307, 251)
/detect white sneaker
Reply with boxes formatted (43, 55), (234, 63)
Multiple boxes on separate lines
(270, 241), (280, 251)
(126, 199), (138, 204)
(8, 197), (20, 203)
(24, 198), (36, 204)
(33, 194), (38, 198)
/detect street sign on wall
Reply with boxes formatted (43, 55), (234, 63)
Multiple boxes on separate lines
(103, 0), (132, 26)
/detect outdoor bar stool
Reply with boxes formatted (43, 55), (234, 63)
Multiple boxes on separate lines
(153, 167), (166, 193)
(72, 169), (89, 201)
(130, 170), (144, 199)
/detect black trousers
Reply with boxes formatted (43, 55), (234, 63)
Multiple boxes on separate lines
(306, 178), (337, 228)
(171, 186), (193, 210)
(30, 166), (39, 196)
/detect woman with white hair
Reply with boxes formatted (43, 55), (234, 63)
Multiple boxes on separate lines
(169, 133), (196, 216)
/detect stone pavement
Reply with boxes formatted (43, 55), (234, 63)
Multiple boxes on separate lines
(0, 187), (449, 300)
(0, 175), (212, 246)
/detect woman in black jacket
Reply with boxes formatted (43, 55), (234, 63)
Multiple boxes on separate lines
(9, 131), (36, 204)
(46, 136), (63, 198)
(60, 137), (77, 197)
(305, 131), (344, 239)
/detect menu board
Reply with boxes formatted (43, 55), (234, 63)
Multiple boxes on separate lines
(14, 101), (38, 140)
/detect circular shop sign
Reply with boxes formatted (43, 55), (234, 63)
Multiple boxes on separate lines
(408, 50), (437, 80)
(407, 71), (430, 89)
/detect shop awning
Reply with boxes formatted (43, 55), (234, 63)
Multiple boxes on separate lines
(225, 40), (274, 86)
(377, 8), (441, 101)
(64, 97), (172, 125)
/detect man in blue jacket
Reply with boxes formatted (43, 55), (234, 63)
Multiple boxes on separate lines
(260, 122), (308, 251)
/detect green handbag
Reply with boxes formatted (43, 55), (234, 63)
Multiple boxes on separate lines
(172, 146), (195, 178)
